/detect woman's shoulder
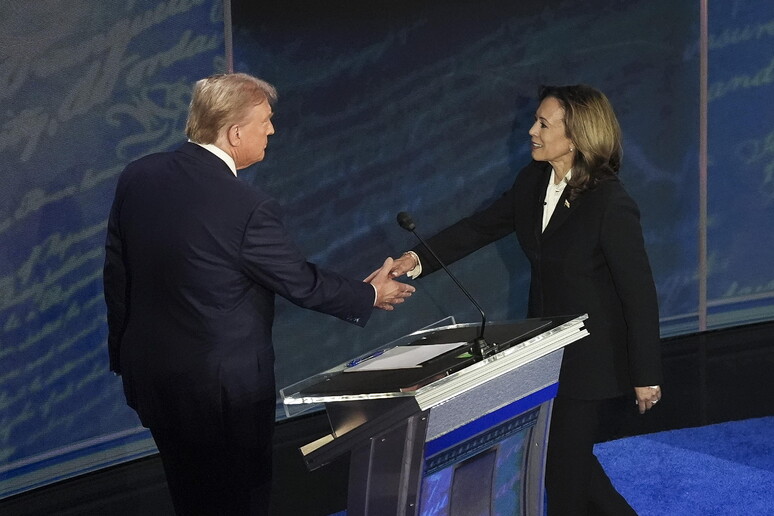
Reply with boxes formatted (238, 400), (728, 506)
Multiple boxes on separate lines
(579, 173), (639, 208)
(589, 176), (644, 220)
(590, 174), (630, 196)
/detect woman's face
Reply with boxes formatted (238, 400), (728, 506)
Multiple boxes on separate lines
(529, 96), (575, 174)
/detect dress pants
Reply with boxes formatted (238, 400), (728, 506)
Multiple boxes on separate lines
(150, 399), (275, 516)
(545, 396), (637, 516)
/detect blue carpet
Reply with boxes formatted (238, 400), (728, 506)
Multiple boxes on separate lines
(331, 417), (774, 515)
(596, 416), (774, 516)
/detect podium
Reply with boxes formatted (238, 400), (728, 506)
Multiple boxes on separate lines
(280, 315), (588, 516)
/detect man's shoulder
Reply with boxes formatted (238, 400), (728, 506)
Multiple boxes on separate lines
(119, 143), (274, 204)
(121, 146), (180, 173)
(124, 142), (210, 167)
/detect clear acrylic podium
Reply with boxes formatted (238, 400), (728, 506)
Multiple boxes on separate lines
(280, 315), (588, 516)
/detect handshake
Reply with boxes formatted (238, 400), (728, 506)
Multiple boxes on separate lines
(364, 253), (421, 311)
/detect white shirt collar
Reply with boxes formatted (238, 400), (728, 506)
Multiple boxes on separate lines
(542, 168), (572, 232)
(189, 140), (237, 177)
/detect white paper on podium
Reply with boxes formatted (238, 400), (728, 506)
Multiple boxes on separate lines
(343, 342), (468, 372)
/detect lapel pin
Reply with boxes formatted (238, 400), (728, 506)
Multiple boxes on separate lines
(564, 199), (570, 208)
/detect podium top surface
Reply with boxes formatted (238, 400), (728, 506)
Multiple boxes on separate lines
(280, 315), (588, 413)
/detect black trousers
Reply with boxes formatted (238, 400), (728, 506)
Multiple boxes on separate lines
(150, 399), (275, 516)
(545, 396), (637, 516)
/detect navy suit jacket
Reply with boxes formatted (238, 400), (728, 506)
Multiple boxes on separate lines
(413, 160), (662, 399)
(103, 142), (374, 441)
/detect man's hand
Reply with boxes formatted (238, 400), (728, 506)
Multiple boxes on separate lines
(365, 257), (416, 310)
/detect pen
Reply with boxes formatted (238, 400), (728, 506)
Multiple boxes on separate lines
(346, 349), (387, 368)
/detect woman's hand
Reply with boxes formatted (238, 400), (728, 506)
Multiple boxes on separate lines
(634, 385), (661, 414)
(389, 252), (419, 278)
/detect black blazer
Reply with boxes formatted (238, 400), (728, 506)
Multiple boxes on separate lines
(103, 143), (375, 441)
(413, 160), (662, 399)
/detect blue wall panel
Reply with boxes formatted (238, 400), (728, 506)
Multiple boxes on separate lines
(0, 0), (224, 496)
(0, 0), (771, 498)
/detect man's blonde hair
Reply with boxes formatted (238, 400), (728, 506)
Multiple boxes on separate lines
(185, 73), (278, 144)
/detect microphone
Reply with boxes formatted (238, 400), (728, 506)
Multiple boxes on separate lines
(396, 211), (495, 359)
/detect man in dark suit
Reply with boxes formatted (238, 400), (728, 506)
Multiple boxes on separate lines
(103, 73), (414, 515)
(388, 85), (662, 515)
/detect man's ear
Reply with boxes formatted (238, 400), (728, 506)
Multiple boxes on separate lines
(226, 124), (240, 146)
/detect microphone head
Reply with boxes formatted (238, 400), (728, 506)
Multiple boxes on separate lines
(397, 212), (416, 231)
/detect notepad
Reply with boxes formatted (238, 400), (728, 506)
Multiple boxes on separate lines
(343, 342), (468, 372)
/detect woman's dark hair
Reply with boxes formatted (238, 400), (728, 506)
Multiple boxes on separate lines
(539, 85), (622, 199)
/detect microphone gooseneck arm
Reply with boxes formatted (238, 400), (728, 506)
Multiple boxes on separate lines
(397, 212), (494, 358)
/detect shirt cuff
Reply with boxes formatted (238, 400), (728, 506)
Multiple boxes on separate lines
(371, 284), (378, 306)
(405, 251), (422, 279)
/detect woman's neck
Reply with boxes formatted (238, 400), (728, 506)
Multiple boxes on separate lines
(552, 165), (572, 184)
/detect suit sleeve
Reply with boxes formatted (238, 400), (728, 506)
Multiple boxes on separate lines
(600, 188), (663, 386)
(103, 186), (129, 374)
(413, 182), (519, 276)
(239, 198), (375, 326)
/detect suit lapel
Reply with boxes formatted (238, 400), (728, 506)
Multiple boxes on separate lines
(532, 165), (552, 241)
(542, 186), (580, 239)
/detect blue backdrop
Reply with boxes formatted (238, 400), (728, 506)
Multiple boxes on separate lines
(0, 0), (225, 496)
(0, 0), (771, 498)
(230, 0), (704, 393)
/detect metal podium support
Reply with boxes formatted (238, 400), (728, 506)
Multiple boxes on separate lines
(281, 316), (588, 516)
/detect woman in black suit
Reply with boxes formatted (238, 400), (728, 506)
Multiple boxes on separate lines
(389, 84), (662, 515)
